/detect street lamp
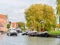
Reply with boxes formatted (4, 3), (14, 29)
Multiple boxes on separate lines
(40, 20), (46, 31)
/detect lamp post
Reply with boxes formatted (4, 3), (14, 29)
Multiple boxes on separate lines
(40, 20), (46, 31)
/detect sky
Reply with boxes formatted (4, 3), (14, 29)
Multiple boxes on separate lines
(0, 0), (56, 22)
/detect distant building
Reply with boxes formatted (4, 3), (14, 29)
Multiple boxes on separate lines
(11, 22), (18, 28)
(0, 14), (8, 32)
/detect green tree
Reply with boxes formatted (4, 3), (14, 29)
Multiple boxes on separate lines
(25, 4), (56, 31)
(7, 24), (10, 29)
(17, 22), (25, 31)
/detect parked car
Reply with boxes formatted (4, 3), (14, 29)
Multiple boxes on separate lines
(16, 28), (22, 33)
(7, 28), (18, 36)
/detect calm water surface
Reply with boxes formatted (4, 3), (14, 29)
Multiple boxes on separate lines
(0, 33), (60, 45)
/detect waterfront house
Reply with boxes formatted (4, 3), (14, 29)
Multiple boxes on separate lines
(11, 22), (18, 28)
(0, 14), (8, 32)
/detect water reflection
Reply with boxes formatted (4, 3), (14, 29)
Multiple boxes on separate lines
(0, 34), (60, 45)
(26, 37), (60, 45)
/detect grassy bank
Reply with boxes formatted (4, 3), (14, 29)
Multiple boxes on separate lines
(48, 30), (60, 35)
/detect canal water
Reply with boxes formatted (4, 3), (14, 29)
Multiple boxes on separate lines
(0, 34), (60, 45)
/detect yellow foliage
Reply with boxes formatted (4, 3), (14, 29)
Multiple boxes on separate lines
(25, 4), (56, 31)
(56, 24), (60, 28)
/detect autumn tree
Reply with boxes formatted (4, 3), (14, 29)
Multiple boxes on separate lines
(25, 4), (56, 31)
(57, 0), (60, 15)
(57, 0), (60, 24)
(57, 0), (60, 4)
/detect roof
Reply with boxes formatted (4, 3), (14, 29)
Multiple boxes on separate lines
(0, 14), (8, 19)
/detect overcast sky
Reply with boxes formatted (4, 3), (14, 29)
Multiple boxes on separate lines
(0, 0), (56, 22)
